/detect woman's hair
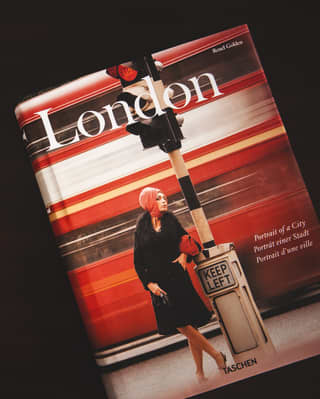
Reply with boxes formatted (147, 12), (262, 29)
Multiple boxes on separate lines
(139, 187), (162, 217)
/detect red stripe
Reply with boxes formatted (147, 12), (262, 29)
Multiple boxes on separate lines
(154, 25), (249, 67)
(51, 123), (287, 236)
(173, 70), (266, 112)
(50, 116), (282, 213)
(32, 69), (266, 173)
(16, 25), (249, 128)
(68, 186), (296, 279)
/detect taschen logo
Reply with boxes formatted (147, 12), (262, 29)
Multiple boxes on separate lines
(35, 72), (223, 152)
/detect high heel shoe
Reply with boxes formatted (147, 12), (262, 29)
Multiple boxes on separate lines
(218, 351), (227, 369)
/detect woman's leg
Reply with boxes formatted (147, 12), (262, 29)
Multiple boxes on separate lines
(188, 339), (206, 381)
(178, 325), (225, 369)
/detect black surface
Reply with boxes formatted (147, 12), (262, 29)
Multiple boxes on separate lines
(1, 5), (319, 399)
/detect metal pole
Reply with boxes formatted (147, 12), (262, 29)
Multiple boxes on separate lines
(168, 149), (215, 260)
(139, 55), (217, 255)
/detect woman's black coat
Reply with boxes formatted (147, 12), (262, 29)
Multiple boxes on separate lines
(134, 211), (212, 335)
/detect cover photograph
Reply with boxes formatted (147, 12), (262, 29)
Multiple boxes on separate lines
(14, 24), (320, 399)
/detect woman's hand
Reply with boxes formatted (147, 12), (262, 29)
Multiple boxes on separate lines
(173, 253), (188, 270)
(147, 282), (167, 296)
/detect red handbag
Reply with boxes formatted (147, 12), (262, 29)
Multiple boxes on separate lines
(179, 235), (202, 256)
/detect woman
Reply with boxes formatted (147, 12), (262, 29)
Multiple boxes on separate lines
(134, 186), (226, 382)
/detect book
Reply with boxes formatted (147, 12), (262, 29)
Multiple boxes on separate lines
(13, 24), (320, 399)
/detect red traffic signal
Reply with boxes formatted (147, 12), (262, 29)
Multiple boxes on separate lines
(107, 64), (139, 84)
(106, 56), (163, 88)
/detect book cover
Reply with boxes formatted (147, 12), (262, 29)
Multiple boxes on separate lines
(13, 24), (320, 399)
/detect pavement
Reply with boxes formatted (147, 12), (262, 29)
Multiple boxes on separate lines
(101, 300), (320, 399)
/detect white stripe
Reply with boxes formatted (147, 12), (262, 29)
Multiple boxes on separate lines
(35, 85), (278, 207)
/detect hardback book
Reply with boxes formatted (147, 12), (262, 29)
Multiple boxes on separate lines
(14, 24), (320, 399)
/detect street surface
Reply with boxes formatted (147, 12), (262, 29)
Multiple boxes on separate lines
(102, 301), (320, 399)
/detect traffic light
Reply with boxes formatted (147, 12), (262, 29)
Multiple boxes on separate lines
(106, 56), (161, 87)
(126, 108), (184, 152)
(106, 62), (142, 87)
(106, 55), (184, 153)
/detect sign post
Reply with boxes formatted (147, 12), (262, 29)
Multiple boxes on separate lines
(196, 243), (276, 361)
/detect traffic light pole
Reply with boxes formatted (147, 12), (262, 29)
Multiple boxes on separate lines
(167, 149), (215, 260)
(123, 55), (216, 257)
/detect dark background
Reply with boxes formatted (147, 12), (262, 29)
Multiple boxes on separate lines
(1, 5), (319, 399)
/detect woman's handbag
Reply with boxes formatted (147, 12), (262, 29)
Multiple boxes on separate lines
(151, 292), (171, 308)
(179, 234), (202, 256)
